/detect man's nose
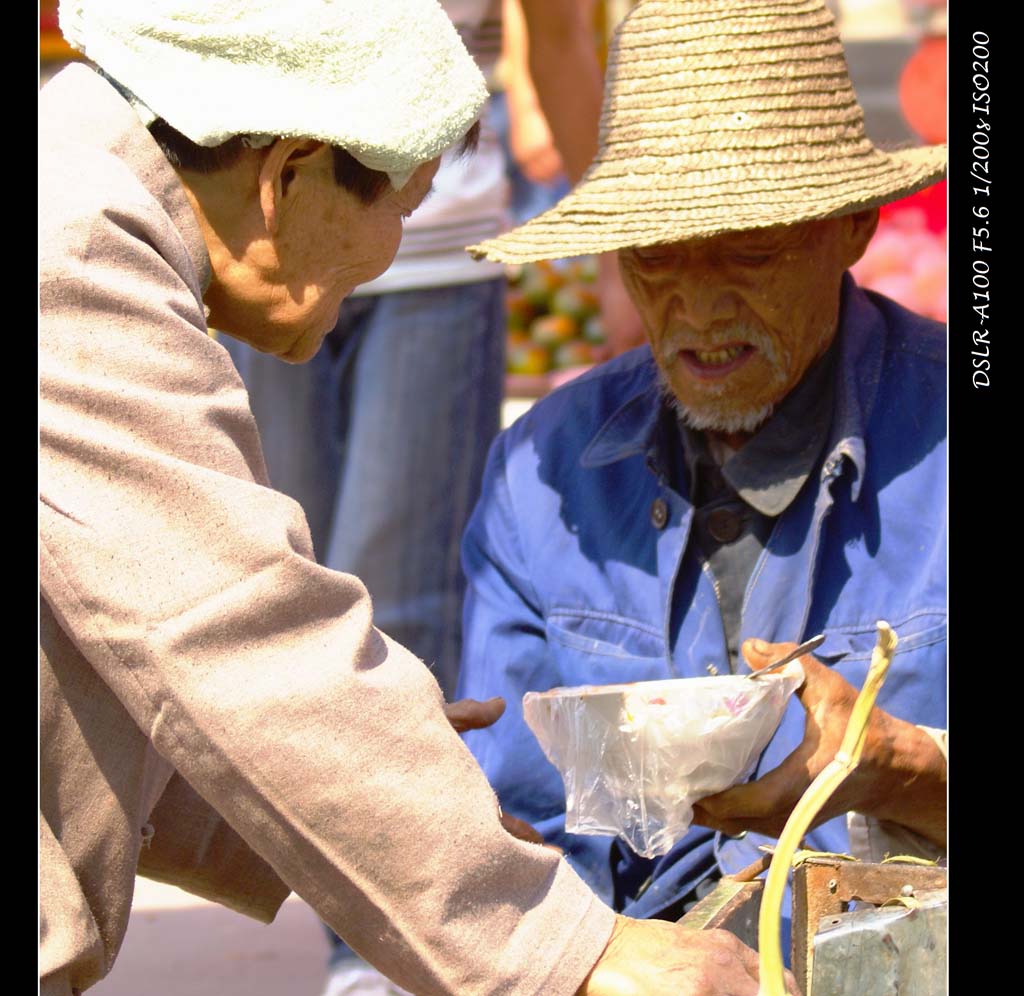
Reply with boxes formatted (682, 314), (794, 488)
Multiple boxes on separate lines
(667, 271), (740, 330)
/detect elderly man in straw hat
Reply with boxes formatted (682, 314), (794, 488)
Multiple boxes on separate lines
(41, 2), (793, 995)
(459, 0), (947, 941)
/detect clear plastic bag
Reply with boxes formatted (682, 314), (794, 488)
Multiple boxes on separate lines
(522, 665), (803, 858)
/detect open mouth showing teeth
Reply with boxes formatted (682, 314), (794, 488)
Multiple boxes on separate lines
(678, 342), (754, 378)
(692, 345), (746, 365)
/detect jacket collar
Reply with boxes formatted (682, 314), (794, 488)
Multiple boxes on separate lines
(48, 64), (213, 300)
(579, 378), (663, 469)
(578, 274), (884, 503)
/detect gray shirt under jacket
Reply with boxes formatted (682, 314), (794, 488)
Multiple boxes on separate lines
(677, 343), (838, 671)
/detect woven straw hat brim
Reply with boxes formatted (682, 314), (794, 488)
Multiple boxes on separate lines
(469, 0), (946, 263)
(470, 144), (946, 263)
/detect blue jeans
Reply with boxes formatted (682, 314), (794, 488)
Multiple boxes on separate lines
(223, 279), (506, 701)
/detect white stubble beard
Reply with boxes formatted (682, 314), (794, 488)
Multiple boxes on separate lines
(656, 315), (836, 435)
(656, 321), (784, 434)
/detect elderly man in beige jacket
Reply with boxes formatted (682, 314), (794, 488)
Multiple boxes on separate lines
(39, 3), (787, 995)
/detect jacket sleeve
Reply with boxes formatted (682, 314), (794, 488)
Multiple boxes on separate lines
(137, 772), (290, 924)
(39, 157), (614, 996)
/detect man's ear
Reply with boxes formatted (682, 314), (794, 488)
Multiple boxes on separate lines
(838, 207), (880, 268)
(257, 138), (329, 235)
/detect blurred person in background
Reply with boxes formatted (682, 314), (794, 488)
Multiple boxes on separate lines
(40, 2), (787, 995)
(498, 0), (647, 360)
(459, 0), (946, 959)
(492, 0), (572, 225)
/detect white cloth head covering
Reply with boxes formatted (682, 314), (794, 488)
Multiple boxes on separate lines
(59, 0), (488, 190)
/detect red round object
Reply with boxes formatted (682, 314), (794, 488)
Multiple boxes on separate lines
(899, 36), (947, 144)
(880, 180), (947, 235)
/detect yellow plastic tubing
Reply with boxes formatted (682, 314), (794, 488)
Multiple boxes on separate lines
(757, 621), (897, 996)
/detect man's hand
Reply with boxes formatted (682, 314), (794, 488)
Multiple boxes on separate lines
(509, 101), (566, 185)
(576, 915), (798, 996)
(444, 697), (547, 845)
(692, 639), (946, 846)
(444, 696), (506, 733)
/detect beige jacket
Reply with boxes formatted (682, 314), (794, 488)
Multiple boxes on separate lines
(39, 65), (614, 995)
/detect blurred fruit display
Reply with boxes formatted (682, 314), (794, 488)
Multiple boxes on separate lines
(898, 33), (945, 144)
(505, 257), (605, 395)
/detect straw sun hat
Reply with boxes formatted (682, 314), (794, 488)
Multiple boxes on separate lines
(470, 0), (946, 263)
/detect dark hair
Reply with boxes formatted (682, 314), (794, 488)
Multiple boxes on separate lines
(147, 117), (481, 205)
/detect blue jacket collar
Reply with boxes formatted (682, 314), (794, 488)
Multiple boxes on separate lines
(822, 273), (885, 502)
(579, 378), (663, 469)
(579, 274), (882, 503)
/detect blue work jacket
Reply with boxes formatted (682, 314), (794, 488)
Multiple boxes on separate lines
(458, 276), (946, 928)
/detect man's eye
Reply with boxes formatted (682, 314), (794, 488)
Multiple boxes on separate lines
(732, 252), (772, 265)
(634, 249), (673, 264)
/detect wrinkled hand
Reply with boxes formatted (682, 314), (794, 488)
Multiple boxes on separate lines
(444, 696), (507, 733)
(499, 810), (548, 846)
(577, 915), (798, 996)
(444, 697), (548, 847)
(693, 639), (946, 845)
